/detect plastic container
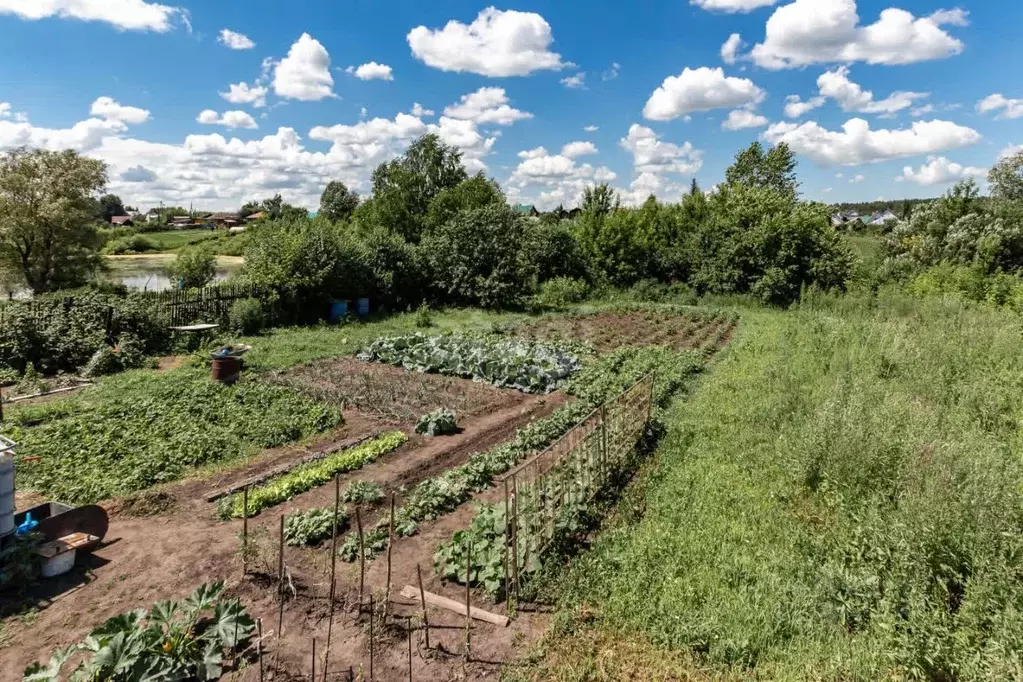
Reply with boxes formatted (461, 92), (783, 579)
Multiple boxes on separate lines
(356, 297), (370, 318)
(329, 299), (350, 323)
(40, 549), (76, 578)
(0, 455), (14, 537)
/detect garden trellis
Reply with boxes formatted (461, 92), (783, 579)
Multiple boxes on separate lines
(497, 372), (654, 600)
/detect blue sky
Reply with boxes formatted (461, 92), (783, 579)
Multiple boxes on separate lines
(0, 0), (1020, 210)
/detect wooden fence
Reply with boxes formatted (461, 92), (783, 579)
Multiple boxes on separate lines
(497, 373), (655, 600)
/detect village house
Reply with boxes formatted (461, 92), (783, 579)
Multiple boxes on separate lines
(110, 215), (134, 227)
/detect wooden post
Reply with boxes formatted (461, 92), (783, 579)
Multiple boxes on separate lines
(407, 616), (413, 682)
(277, 515), (285, 645)
(356, 508), (365, 611)
(416, 564), (430, 649)
(241, 486), (249, 576)
(511, 475), (520, 601)
(256, 618), (264, 682)
(465, 540), (472, 664)
(324, 476), (340, 682)
(311, 638), (316, 682)
(369, 594), (375, 682)
(503, 478), (510, 611)
(385, 493), (395, 622)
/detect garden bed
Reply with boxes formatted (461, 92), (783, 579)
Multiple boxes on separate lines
(515, 308), (738, 355)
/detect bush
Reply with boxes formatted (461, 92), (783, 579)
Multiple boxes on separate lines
(625, 279), (697, 305)
(165, 245), (216, 289)
(102, 234), (158, 255)
(413, 303), (433, 328)
(229, 297), (267, 335)
(421, 205), (529, 309)
(534, 277), (590, 310)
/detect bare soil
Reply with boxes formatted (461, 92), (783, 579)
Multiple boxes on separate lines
(0, 380), (569, 681)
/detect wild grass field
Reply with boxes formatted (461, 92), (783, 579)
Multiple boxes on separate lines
(515, 291), (1023, 681)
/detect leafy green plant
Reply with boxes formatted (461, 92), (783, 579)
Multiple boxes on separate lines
(415, 408), (458, 436)
(219, 431), (406, 519)
(359, 332), (580, 394)
(342, 479), (384, 505)
(413, 303), (433, 329)
(338, 526), (389, 562)
(284, 507), (348, 546)
(165, 245), (217, 289)
(24, 581), (253, 682)
(533, 277), (590, 311)
(229, 298), (267, 335)
(7, 369), (341, 504)
(0, 532), (42, 592)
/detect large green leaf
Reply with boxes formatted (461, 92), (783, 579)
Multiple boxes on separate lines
(208, 598), (254, 648)
(22, 645), (74, 682)
(183, 581), (224, 616)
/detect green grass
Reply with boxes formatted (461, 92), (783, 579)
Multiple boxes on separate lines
(143, 229), (219, 251)
(525, 291), (1023, 681)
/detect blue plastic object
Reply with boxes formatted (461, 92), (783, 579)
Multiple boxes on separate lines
(356, 297), (370, 318)
(329, 300), (349, 323)
(15, 512), (37, 536)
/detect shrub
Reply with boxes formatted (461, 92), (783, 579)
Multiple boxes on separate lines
(413, 303), (433, 328)
(415, 408), (458, 436)
(165, 245), (216, 289)
(534, 277), (590, 310)
(421, 205), (529, 308)
(102, 234), (159, 255)
(284, 507), (348, 546)
(229, 297), (267, 335)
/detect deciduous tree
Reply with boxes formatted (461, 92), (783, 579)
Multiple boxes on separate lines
(319, 181), (360, 223)
(0, 147), (106, 293)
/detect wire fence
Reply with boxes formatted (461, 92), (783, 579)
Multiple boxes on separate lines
(497, 372), (655, 600)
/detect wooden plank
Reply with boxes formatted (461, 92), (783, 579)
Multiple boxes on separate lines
(36, 533), (98, 558)
(399, 585), (510, 627)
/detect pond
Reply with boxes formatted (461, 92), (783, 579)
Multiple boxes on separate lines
(104, 255), (244, 292)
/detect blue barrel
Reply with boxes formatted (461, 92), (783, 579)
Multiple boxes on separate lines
(356, 297), (370, 318)
(329, 299), (349, 322)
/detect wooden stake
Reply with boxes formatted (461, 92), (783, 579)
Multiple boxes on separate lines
(407, 616), (413, 682)
(324, 476), (340, 682)
(385, 493), (395, 622)
(356, 508), (365, 611)
(311, 638), (316, 682)
(511, 475), (520, 601)
(277, 514), (286, 639)
(369, 594), (375, 681)
(256, 618), (264, 682)
(503, 478), (510, 612)
(241, 486), (249, 576)
(465, 540), (472, 664)
(416, 564), (430, 649)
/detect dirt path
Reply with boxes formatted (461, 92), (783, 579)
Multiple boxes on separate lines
(0, 392), (568, 679)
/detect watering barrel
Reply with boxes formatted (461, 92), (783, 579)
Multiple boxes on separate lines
(0, 454), (14, 537)
(356, 297), (370, 318)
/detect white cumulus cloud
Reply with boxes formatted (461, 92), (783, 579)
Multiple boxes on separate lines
(999, 144), (1023, 160)
(90, 96), (150, 124)
(443, 87), (532, 126)
(410, 103), (434, 118)
(643, 67), (765, 121)
(273, 33), (335, 101)
(561, 141), (598, 158)
(899, 156), (987, 185)
(0, 0), (184, 32)
(0, 103), (10, 118)
(763, 117), (981, 166)
(219, 28), (254, 50)
(196, 109), (258, 130)
(560, 72), (586, 89)
(784, 94), (826, 118)
(407, 7), (567, 77)
(723, 108), (769, 130)
(693, 0), (778, 13)
(583, 125), (598, 132)
(977, 94), (1023, 120)
(752, 0), (968, 69)
(346, 62), (394, 81)
(220, 82), (268, 108)
(721, 33), (744, 64)
(817, 66), (927, 114)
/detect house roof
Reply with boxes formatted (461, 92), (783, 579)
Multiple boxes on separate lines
(245, 211), (268, 220)
(210, 212), (241, 220)
(110, 216), (133, 225)
(512, 204), (537, 215)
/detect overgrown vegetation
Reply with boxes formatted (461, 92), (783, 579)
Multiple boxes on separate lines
(532, 293), (1023, 680)
(5, 369), (341, 504)
(24, 581), (253, 682)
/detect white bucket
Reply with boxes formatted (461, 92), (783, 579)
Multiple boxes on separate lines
(40, 549), (76, 578)
(0, 455), (14, 537)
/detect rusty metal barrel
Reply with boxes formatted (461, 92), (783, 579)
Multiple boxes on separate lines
(211, 354), (243, 384)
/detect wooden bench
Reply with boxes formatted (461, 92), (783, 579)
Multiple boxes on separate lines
(36, 532), (98, 578)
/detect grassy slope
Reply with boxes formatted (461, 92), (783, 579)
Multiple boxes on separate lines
(518, 293), (1023, 681)
(143, 229), (217, 251)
